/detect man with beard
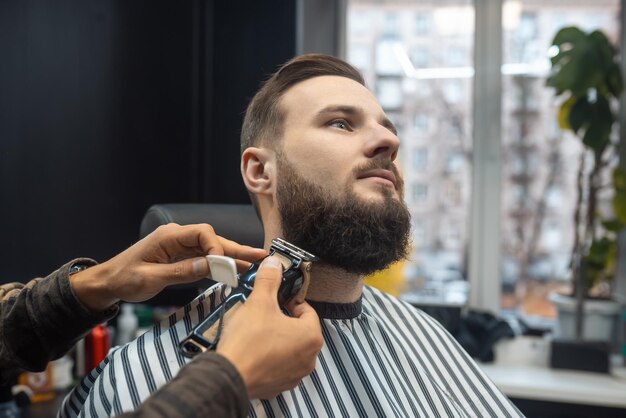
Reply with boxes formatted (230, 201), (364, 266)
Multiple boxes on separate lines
(61, 54), (523, 418)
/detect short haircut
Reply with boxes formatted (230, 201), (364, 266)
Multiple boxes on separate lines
(240, 54), (365, 153)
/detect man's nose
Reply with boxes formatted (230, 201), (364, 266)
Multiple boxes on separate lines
(364, 123), (400, 161)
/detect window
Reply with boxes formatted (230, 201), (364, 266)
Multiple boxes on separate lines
(412, 183), (428, 203)
(519, 13), (538, 43)
(375, 38), (404, 76)
(347, 0), (622, 318)
(414, 113), (429, 134)
(545, 185), (562, 209)
(443, 79), (463, 104)
(541, 220), (562, 251)
(446, 46), (466, 67)
(348, 45), (370, 71)
(442, 222), (462, 248)
(412, 219), (428, 246)
(415, 12), (430, 34)
(376, 78), (403, 109)
(384, 13), (400, 36)
(410, 47), (429, 68)
(446, 150), (464, 173)
(443, 180), (461, 207)
(412, 147), (428, 171)
(349, 10), (371, 35)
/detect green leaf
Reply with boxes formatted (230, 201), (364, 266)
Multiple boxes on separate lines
(601, 219), (624, 232)
(606, 63), (624, 97)
(557, 96), (573, 130)
(553, 56), (600, 96)
(613, 167), (626, 190)
(583, 237), (616, 287)
(582, 119), (611, 153)
(605, 244), (617, 281)
(548, 28), (617, 97)
(587, 237), (611, 264)
(612, 191), (626, 225)
(589, 31), (613, 68)
(612, 168), (626, 231)
(552, 27), (586, 47)
(582, 97), (612, 153)
(567, 97), (590, 134)
(545, 75), (566, 95)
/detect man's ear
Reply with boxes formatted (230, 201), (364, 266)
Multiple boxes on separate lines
(241, 147), (274, 195)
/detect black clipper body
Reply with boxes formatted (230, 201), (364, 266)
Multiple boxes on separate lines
(179, 238), (317, 358)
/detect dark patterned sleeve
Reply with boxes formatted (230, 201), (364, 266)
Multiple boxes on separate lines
(116, 352), (248, 418)
(0, 258), (118, 381)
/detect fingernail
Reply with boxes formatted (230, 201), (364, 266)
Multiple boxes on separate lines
(192, 258), (208, 276)
(261, 256), (282, 269)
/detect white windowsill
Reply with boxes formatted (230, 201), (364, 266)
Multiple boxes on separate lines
(479, 363), (626, 408)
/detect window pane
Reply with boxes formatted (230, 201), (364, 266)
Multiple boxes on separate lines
(347, 0), (474, 302)
(500, 0), (621, 317)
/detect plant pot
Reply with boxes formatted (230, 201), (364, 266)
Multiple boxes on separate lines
(548, 292), (620, 342)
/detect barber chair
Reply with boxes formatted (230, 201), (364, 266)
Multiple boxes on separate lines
(139, 203), (264, 306)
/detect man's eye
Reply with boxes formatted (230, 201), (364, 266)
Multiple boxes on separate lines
(329, 120), (350, 130)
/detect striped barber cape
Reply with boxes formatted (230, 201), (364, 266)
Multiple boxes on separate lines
(59, 284), (524, 418)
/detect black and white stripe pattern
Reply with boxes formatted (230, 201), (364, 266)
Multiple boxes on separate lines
(59, 284), (524, 418)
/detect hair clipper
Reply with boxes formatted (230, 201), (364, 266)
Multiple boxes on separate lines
(179, 237), (318, 358)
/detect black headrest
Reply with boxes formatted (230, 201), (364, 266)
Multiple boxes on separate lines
(140, 203), (264, 248)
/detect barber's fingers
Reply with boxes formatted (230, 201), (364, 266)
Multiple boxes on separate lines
(247, 256), (283, 302)
(150, 224), (221, 258)
(217, 236), (266, 259)
(287, 300), (318, 321)
(148, 224), (266, 265)
(217, 236), (268, 271)
(151, 252), (267, 286)
(141, 256), (211, 287)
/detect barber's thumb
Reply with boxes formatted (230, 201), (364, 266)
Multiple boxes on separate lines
(252, 256), (283, 297)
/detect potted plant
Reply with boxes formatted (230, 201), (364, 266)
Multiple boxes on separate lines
(546, 26), (624, 344)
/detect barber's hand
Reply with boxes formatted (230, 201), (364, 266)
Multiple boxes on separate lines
(216, 256), (323, 400)
(71, 223), (267, 312)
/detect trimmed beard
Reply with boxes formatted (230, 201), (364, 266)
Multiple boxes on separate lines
(275, 152), (411, 276)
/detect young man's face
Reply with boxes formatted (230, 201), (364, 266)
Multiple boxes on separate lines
(278, 75), (403, 203)
(272, 75), (411, 274)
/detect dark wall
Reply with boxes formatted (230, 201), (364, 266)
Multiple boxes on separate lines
(0, 0), (296, 282)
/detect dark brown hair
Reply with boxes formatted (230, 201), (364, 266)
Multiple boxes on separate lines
(240, 54), (365, 153)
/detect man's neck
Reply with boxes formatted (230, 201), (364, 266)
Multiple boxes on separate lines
(305, 263), (363, 304)
(263, 223), (363, 303)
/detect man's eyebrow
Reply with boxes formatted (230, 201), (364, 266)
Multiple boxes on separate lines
(317, 105), (398, 136)
(317, 105), (359, 117)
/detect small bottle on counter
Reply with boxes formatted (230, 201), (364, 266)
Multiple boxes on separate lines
(116, 304), (138, 346)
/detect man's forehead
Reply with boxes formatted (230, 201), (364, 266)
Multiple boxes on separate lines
(280, 75), (384, 119)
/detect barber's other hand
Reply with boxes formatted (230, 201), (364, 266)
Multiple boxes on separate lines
(216, 256), (323, 400)
(71, 223), (267, 312)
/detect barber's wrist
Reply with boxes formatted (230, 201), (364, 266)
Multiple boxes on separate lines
(216, 347), (258, 399)
(210, 351), (251, 399)
(70, 263), (119, 312)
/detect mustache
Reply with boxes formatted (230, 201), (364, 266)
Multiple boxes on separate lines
(352, 158), (404, 191)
